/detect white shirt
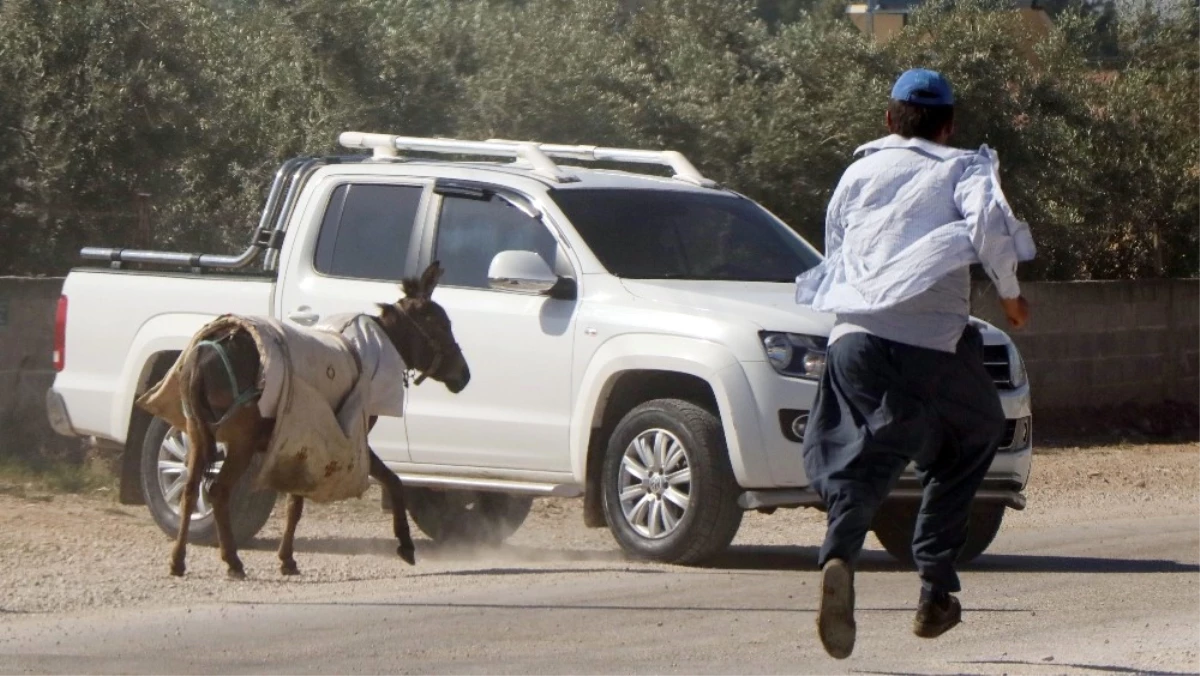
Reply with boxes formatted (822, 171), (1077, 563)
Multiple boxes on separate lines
(795, 135), (1036, 353)
(796, 135), (1036, 313)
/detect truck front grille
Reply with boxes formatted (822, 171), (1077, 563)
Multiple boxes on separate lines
(983, 345), (1013, 390)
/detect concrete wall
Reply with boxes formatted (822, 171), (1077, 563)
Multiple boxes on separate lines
(971, 279), (1200, 409)
(0, 277), (1195, 465)
(0, 277), (84, 465)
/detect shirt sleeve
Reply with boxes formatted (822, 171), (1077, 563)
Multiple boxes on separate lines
(794, 179), (846, 306)
(823, 181), (847, 257)
(954, 151), (1030, 300)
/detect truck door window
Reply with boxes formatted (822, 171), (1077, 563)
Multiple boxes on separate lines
(314, 183), (422, 281)
(434, 194), (558, 289)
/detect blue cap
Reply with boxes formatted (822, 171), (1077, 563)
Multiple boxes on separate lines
(890, 68), (954, 106)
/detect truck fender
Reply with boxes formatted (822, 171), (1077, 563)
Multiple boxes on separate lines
(110, 312), (218, 444)
(569, 333), (770, 489)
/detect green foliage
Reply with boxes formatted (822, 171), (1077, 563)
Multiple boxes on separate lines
(0, 455), (116, 495)
(452, 0), (651, 144)
(0, 0), (1194, 279)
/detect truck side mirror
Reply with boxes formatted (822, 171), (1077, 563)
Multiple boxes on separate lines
(487, 250), (576, 300)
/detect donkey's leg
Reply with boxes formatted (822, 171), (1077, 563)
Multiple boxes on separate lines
(170, 417), (210, 577)
(210, 442), (253, 580)
(369, 450), (415, 565)
(277, 495), (305, 576)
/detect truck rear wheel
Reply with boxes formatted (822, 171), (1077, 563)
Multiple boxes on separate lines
(139, 417), (276, 546)
(406, 487), (533, 546)
(601, 399), (743, 565)
(872, 502), (1006, 565)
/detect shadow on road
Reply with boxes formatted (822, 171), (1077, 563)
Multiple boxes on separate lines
(227, 598), (1030, 615)
(957, 659), (1200, 676)
(245, 538), (1197, 575)
(853, 664), (1198, 676)
(966, 553), (1199, 574)
(408, 566), (665, 578)
(853, 670), (992, 676)
(246, 536), (629, 565)
(703, 545), (1199, 575)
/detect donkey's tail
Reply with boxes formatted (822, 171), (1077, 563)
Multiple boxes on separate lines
(180, 344), (223, 470)
(180, 344), (212, 426)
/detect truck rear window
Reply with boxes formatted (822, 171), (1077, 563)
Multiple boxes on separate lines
(314, 184), (423, 281)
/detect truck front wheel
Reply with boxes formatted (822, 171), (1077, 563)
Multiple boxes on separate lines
(139, 417), (276, 546)
(601, 399), (743, 565)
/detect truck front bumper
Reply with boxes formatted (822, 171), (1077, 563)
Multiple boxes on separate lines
(739, 477), (1028, 512)
(737, 417), (1033, 513)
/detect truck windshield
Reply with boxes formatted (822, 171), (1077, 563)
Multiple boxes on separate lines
(550, 188), (821, 282)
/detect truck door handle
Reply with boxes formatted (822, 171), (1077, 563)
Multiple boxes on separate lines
(288, 306), (319, 326)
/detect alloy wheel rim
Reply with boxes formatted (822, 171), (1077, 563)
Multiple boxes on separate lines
(156, 427), (225, 520)
(617, 428), (692, 539)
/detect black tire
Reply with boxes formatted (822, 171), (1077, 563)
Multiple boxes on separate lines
(139, 417), (276, 546)
(406, 487), (533, 545)
(601, 398), (743, 565)
(872, 502), (1006, 566)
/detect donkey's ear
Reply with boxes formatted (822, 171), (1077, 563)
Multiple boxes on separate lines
(400, 277), (421, 300)
(418, 260), (445, 298)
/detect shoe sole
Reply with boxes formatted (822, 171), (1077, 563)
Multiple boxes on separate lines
(816, 560), (855, 659)
(913, 601), (962, 638)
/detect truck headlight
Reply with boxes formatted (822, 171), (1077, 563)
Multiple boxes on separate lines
(759, 332), (827, 379)
(1008, 343), (1028, 389)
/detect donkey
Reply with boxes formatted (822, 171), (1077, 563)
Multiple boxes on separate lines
(162, 261), (468, 579)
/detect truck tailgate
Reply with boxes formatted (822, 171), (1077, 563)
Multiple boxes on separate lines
(52, 269), (274, 442)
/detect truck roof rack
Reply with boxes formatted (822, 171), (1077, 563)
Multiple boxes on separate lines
(337, 131), (719, 188)
(81, 155), (363, 272)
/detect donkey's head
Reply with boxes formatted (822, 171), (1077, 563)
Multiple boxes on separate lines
(375, 261), (470, 393)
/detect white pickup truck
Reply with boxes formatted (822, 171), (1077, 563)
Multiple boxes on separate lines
(46, 132), (1033, 565)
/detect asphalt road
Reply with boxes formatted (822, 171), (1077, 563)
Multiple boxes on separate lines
(1, 511), (1196, 675)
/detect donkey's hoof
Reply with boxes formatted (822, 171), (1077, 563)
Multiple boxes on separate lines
(398, 545), (416, 566)
(280, 562), (300, 576)
(169, 563), (186, 577)
(226, 567), (247, 581)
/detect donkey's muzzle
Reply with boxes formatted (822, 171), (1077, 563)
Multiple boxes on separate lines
(445, 364), (470, 394)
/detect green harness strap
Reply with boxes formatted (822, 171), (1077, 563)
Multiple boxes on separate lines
(182, 338), (262, 427)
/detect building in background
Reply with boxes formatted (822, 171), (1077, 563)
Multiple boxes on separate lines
(846, 0), (1054, 42)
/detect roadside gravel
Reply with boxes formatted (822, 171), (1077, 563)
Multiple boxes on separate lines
(0, 442), (1194, 617)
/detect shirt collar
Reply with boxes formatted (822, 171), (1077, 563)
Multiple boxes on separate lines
(853, 134), (970, 161)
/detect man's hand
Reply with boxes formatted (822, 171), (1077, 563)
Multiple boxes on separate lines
(1000, 296), (1030, 329)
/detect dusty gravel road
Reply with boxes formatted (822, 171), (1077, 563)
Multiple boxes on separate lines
(0, 443), (1197, 675)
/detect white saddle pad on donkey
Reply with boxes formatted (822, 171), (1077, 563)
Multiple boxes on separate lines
(138, 312), (407, 503)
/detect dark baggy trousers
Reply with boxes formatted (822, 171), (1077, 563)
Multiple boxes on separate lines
(801, 324), (1006, 594)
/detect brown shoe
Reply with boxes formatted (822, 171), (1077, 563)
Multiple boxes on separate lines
(913, 592), (962, 638)
(816, 558), (856, 659)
